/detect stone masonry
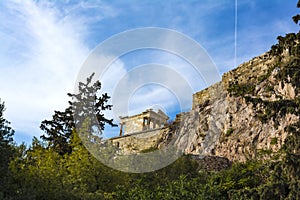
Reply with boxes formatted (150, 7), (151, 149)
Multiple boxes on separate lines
(119, 109), (169, 136)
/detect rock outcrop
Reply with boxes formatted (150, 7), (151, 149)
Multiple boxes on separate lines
(157, 32), (300, 162)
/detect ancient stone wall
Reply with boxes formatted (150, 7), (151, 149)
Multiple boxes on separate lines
(109, 128), (164, 154)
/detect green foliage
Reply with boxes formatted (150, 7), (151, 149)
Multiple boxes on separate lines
(40, 73), (116, 155)
(225, 128), (234, 137)
(228, 82), (255, 97)
(40, 107), (74, 155)
(139, 146), (158, 153)
(292, 0), (300, 25)
(113, 160), (297, 200)
(0, 100), (14, 145)
(270, 137), (278, 145)
(264, 85), (274, 92)
(199, 132), (206, 138)
(275, 57), (300, 91)
(69, 73), (117, 135)
(6, 133), (125, 200)
(270, 32), (300, 56)
(245, 96), (299, 123)
(257, 149), (273, 155)
(2, 132), (299, 200)
(0, 99), (15, 199)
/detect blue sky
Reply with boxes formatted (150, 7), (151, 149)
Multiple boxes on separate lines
(0, 0), (299, 144)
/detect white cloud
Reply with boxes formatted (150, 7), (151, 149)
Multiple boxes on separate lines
(128, 85), (180, 115)
(0, 1), (95, 139)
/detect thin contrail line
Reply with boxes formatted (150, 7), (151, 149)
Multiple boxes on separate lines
(234, 0), (238, 68)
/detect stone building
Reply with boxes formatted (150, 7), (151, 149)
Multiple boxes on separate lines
(119, 109), (169, 136)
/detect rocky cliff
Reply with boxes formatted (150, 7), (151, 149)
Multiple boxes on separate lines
(157, 32), (300, 162)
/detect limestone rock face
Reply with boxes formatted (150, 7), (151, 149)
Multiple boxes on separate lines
(157, 40), (300, 162)
(159, 86), (295, 162)
(162, 82), (227, 157)
(274, 81), (296, 99)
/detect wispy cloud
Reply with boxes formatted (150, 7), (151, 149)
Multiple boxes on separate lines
(0, 1), (111, 140)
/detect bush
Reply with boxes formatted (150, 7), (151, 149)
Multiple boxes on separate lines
(225, 128), (234, 137)
(228, 83), (255, 96)
(270, 137), (278, 145)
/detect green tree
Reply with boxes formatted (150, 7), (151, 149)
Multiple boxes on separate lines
(0, 100), (14, 145)
(40, 106), (74, 155)
(0, 99), (15, 199)
(8, 137), (77, 200)
(69, 73), (117, 138)
(62, 131), (123, 199)
(40, 73), (116, 155)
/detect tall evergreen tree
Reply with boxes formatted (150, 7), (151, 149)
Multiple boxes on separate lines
(40, 106), (74, 155)
(40, 73), (116, 155)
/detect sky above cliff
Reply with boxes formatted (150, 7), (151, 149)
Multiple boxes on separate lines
(0, 0), (299, 144)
